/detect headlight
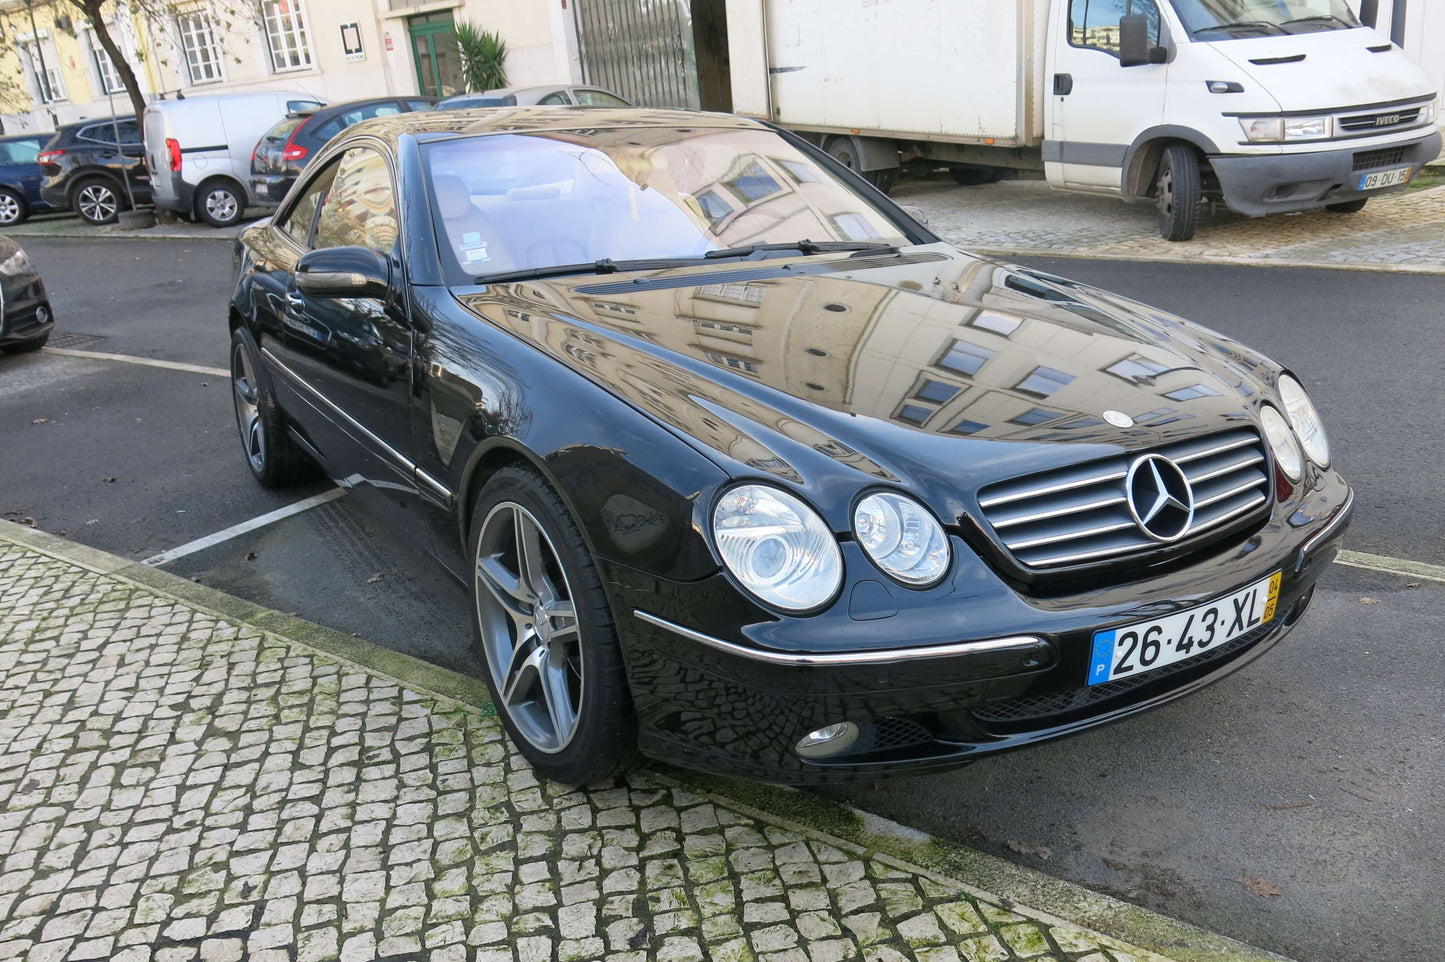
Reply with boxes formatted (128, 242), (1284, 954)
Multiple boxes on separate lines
(1278, 375), (1329, 467)
(1238, 115), (1332, 143)
(713, 484), (842, 611)
(853, 492), (950, 587)
(1260, 404), (1302, 481)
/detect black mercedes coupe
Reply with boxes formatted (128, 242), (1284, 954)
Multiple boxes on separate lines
(228, 108), (1352, 784)
(0, 234), (52, 353)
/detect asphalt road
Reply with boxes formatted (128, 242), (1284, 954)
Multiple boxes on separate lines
(2, 237), (1441, 962)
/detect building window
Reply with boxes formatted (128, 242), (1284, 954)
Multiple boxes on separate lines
(703, 350), (759, 375)
(177, 10), (224, 84)
(1107, 354), (1169, 382)
(914, 379), (960, 404)
(1134, 407), (1194, 427)
(22, 43), (65, 104)
(947, 418), (988, 436)
(722, 158), (782, 202)
(937, 338), (993, 377)
(84, 31), (125, 95)
(896, 404), (932, 426)
(1163, 383), (1221, 401)
(262, 0), (313, 72)
(696, 283), (765, 306)
(972, 312), (1021, 336)
(1011, 407), (1061, 426)
(827, 212), (881, 242)
(1014, 366), (1075, 398)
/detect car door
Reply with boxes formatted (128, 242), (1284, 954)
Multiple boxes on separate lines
(0, 140), (45, 207)
(113, 120), (151, 201)
(278, 144), (422, 522)
(1044, 0), (1169, 190)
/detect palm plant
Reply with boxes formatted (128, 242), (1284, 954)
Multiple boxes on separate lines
(454, 22), (508, 93)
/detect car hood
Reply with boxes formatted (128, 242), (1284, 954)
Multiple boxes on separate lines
(1203, 27), (1437, 112)
(454, 244), (1279, 528)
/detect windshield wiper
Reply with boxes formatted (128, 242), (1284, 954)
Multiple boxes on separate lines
(703, 240), (897, 259)
(1192, 20), (1287, 36)
(475, 257), (705, 284)
(1280, 14), (1350, 28)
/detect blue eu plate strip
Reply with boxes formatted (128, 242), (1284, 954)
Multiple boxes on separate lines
(1087, 630), (1115, 686)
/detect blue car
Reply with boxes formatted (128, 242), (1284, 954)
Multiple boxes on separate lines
(0, 133), (51, 226)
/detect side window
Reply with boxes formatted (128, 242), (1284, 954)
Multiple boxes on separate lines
(113, 120), (142, 146)
(576, 90), (629, 107)
(77, 124), (117, 146)
(405, 100), (434, 112)
(537, 92), (570, 106)
(1068, 0), (1161, 56)
(313, 147), (398, 253)
(0, 141), (40, 163)
(278, 163), (336, 247)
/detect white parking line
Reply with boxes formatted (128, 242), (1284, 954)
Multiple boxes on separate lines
(142, 488), (346, 567)
(1335, 549), (1445, 585)
(43, 346), (228, 378)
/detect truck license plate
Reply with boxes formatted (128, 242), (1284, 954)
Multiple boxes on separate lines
(1358, 167), (1411, 191)
(1086, 572), (1281, 686)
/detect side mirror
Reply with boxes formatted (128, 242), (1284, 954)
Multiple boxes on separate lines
(1119, 14), (1165, 67)
(295, 246), (391, 298)
(900, 204), (930, 226)
(1358, 0), (1378, 27)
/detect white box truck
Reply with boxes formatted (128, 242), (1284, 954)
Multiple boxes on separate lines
(726, 0), (1440, 239)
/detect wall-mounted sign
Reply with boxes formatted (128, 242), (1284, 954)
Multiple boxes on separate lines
(341, 22), (365, 62)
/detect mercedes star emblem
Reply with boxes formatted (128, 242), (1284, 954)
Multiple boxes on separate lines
(1126, 454), (1195, 542)
(1102, 410), (1135, 428)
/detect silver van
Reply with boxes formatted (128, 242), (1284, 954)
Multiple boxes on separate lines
(144, 90), (321, 227)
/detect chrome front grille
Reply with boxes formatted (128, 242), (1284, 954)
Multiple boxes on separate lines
(977, 428), (1271, 570)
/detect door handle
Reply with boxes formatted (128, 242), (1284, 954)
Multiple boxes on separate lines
(284, 291), (306, 313)
(1054, 73), (1074, 96)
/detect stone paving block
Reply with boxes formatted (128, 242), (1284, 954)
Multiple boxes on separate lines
(0, 540), (1197, 962)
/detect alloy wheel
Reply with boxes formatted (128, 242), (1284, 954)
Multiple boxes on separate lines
(78, 184), (117, 223)
(0, 193), (20, 225)
(474, 501), (584, 754)
(206, 189), (239, 224)
(231, 342), (265, 474)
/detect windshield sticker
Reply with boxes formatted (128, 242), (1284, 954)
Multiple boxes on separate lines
(462, 243), (490, 263)
(462, 231), (482, 245)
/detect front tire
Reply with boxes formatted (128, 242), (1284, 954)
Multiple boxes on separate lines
(469, 466), (636, 783)
(825, 136), (899, 193)
(1326, 199), (1368, 214)
(0, 188), (28, 226)
(198, 180), (244, 228)
(230, 327), (313, 487)
(74, 178), (121, 225)
(950, 165), (1003, 186)
(1155, 144), (1201, 242)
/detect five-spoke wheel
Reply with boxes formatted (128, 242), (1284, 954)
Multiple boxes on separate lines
(469, 467), (636, 782)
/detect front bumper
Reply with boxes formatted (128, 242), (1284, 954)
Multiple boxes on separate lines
(1211, 130), (1442, 217)
(608, 470), (1353, 783)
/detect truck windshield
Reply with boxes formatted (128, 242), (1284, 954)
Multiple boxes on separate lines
(1170, 0), (1361, 38)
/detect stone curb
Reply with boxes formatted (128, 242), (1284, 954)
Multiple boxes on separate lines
(0, 518), (1294, 962)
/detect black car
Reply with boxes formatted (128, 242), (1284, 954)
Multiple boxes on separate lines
(0, 134), (53, 226)
(0, 234), (53, 353)
(228, 109), (1352, 785)
(250, 97), (436, 205)
(38, 117), (150, 226)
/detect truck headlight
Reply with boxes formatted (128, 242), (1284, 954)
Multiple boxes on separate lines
(1239, 115), (1333, 143)
(713, 484), (843, 612)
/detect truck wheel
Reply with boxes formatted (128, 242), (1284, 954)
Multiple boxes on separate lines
(951, 165), (1002, 186)
(1155, 144), (1201, 242)
(1326, 199), (1368, 214)
(825, 136), (898, 193)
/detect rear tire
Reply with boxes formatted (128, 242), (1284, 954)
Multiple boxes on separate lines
(950, 165), (1003, 186)
(0, 188), (28, 226)
(230, 327), (314, 487)
(1326, 199), (1368, 213)
(825, 136), (899, 193)
(469, 465), (637, 784)
(1155, 144), (1201, 242)
(198, 180), (244, 228)
(73, 177), (121, 226)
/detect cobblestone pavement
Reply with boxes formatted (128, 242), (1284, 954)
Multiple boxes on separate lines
(898, 176), (1445, 272)
(0, 533), (1276, 962)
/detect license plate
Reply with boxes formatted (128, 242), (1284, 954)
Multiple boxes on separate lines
(1087, 572), (1282, 686)
(1357, 166), (1411, 191)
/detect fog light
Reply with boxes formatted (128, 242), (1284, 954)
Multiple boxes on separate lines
(795, 721), (859, 758)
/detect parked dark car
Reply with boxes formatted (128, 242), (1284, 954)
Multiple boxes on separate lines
(0, 134), (53, 226)
(437, 84), (631, 109)
(38, 117), (150, 226)
(0, 234), (53, 353)
(250, 97), (436, 204)
(228, 108), (1351, 785)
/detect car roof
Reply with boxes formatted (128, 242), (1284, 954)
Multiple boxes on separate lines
(0, 132), (46, 141)
(341, 106), (763, 146)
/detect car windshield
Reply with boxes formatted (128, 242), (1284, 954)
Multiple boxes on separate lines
(1170, 0), (1361, 37)
(424, 126), (911, 282)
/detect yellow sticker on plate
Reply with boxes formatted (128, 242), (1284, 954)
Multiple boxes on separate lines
(1261, 571), (1282, 624)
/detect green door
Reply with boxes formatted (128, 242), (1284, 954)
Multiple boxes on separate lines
(408, 12), (464, 97)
